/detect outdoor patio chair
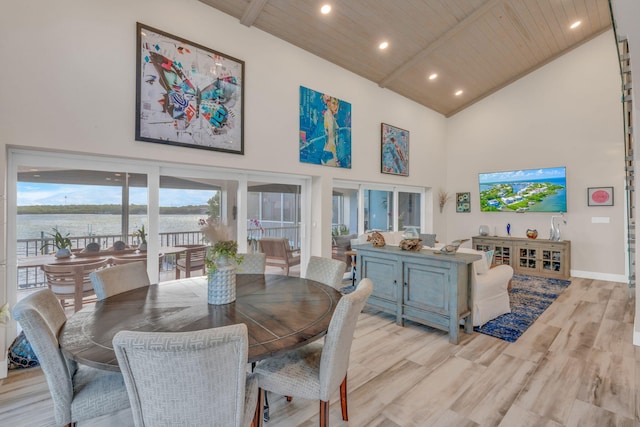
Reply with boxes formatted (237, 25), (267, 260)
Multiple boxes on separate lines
(175, 244), (207, 279)
(41, 258), (110, 312)
(259, 238), (300, 275)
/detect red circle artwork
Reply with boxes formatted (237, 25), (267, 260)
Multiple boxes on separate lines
(591, 190), (610, 204)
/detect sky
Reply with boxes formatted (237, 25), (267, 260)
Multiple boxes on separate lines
(17, 183), (215, 207)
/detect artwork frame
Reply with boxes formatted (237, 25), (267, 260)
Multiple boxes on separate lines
(587, 186), (614, 206)
(299, 86), (352, 168)
(456, 192), (471, 213)
(135, 23), (244, 154)
(381, 123), (409, 176)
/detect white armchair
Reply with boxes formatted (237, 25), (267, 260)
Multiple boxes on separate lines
(458, 248), (513, 327)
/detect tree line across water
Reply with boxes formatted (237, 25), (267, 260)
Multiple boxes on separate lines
(17, 204), (209, 215)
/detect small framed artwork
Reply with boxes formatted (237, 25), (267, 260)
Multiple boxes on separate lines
(456, 192), (471, 213)
(587, 187), (614, 206)
(136, 23), (244, 154)
(381, 123), (409, 176)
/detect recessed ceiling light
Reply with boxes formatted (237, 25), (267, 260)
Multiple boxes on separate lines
(320, 4), (331, 15)
(428, 73), (438, 80)
(570, 21), (581, 29)
(455, 90), (464, 96)
(379, 41), (389, 50)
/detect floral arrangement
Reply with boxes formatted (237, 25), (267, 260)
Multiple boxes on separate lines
(199, 218), (243, 272)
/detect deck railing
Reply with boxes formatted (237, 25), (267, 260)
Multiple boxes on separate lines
(17, 225), (300, 289)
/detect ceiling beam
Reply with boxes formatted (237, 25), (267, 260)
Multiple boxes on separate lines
(240, 0), (269, 27)
(378, 0), (503, 88)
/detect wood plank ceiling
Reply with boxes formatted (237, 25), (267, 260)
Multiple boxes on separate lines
(198, 0), (612, 117)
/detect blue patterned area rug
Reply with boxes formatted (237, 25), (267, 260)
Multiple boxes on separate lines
(474, 274), (571, 343)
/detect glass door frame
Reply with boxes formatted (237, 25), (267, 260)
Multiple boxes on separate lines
(333, 180), (429, 235)
(7, 149), (311, 346)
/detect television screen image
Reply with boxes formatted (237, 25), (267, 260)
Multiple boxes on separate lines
(478, 167), (567, 213)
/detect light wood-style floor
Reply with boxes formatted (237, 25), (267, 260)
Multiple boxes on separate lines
(0, 277), (637, 426)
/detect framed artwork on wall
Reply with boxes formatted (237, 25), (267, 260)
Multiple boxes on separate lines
(587, 186), (614, 206)
(456, 192), (471, 213)
(299, 86), (352, 168)
(135, 23), (244, 154)
(381, 123), (409, 176)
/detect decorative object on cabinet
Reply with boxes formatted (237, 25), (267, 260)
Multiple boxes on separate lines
(549, 213), (566, 241)
(399, 238), (422, 251)
(456, 192), (471, 213)
(439, 239), (469, 255)
(366, 231), (386, 247)
(381, 123), (409, 176)
(356, 245), (481, 344)
(478, 225), (490, 236)
(299, 86), (352, 168)
(526, 229), (538, 239)
(506, 223), (511, 236)
(472, 235), (571, 280)
(587, 186), (614, 206)
(135, 23), (244, 154)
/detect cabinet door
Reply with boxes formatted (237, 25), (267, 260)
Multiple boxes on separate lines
(360, 254), (398, 302)
(517, 245), (540, 274)
(403, 260), (450, 315)
(494, 245), (511, 266)
(541, 247), (565, 275)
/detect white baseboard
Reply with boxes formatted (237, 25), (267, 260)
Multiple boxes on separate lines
(570, 270), (628, 283)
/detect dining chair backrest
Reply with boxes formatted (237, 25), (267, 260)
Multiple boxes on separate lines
(236, 253), (266, 274)
(12, 289), (130, 425)
(318, 278), (373, 401)
(90, 261), (151, 300)
(113, 324), (258, 427)
(305, 256), (346, 289)
(41, 258), (110, 312)
(259, 238), (300, 275)
(175, 244), (207, 279)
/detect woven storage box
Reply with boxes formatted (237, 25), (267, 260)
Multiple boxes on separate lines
(207, 265), (237, 304)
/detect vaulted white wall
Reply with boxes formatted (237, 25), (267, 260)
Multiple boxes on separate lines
(445, 31), (625, 281)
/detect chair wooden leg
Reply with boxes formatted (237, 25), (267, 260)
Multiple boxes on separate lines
(319, 400), (329, 427)
(340, 375), (348, 421)
(253, 388), (264, 427)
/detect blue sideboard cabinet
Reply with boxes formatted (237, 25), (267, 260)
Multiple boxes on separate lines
(355, 244), (482, 344)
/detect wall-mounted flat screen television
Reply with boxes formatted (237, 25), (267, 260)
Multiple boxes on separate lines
(478, 167), (567, 213)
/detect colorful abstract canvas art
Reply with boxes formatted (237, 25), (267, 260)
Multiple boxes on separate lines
(136, 23), (244, 154)
(299, 86), (352, 168)
(381, 123), (409, 176)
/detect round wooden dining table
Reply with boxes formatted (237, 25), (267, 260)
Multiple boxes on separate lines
(58, 274), (342, 371)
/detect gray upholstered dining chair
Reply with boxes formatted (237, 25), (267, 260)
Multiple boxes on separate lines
(89, 261), (151, 300)
(12, 289), (130, 426)
(236, 252), (266, 274)
(304, 256), (347, 289)
(112, 324), (259, 427)
(254, 278), (373, 427)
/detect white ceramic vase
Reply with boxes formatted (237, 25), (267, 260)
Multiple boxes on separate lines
(207, 265), (236, 305)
